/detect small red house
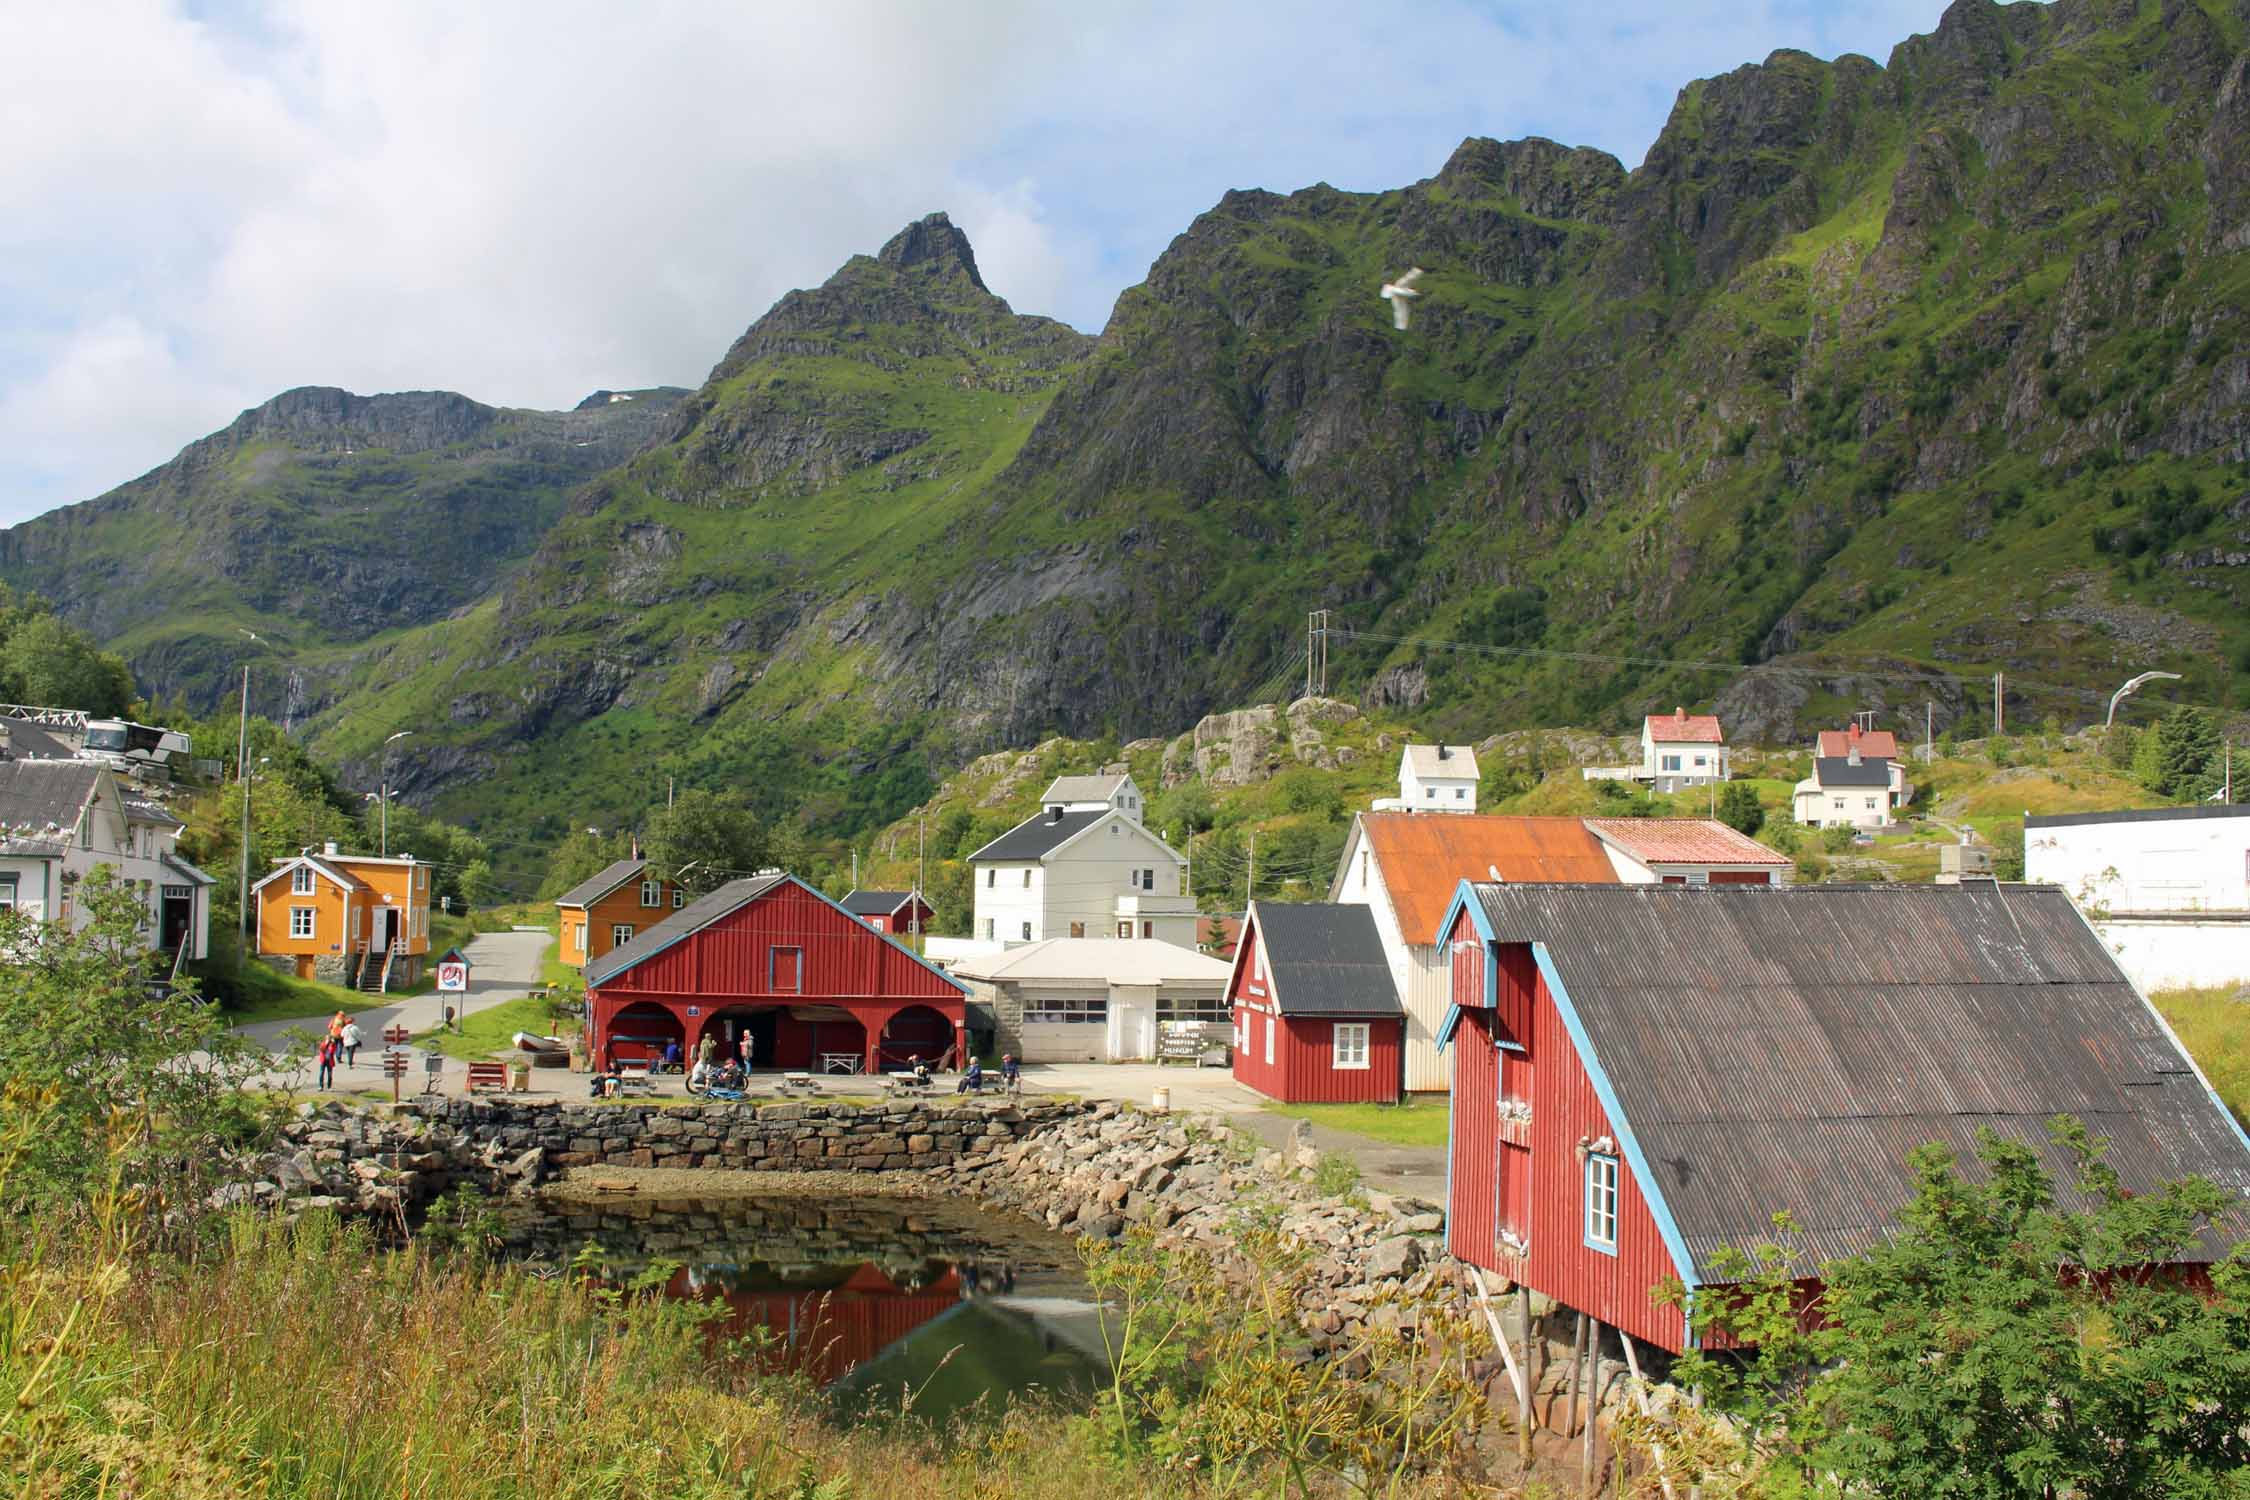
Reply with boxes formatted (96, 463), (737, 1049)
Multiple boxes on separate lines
(839, 888), (935, 937)
(586, 873), (968, 1073)
(1228, 901), (1404, 1103)
(1436, 881), (2250, 1356)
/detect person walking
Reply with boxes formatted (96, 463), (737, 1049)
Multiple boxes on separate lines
(316, 1036), (337, 1091)
(340, 1017), (362, 1068)
(738, 1031), (755, 1073)
(327, 1010), (348, 1046)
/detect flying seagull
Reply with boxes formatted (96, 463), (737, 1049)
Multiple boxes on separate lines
(1379, 267), (1424, 330)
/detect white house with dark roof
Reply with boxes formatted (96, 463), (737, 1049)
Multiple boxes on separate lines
(1373, 744), (1481, 813)
(968, 793), (1192, 948)
(0, 755), (210, 960)
(1792, 724), (1911, 829)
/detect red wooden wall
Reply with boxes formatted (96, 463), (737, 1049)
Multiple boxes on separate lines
(1447, 936), (1691, 1352)
(597, 881), (959, 1002)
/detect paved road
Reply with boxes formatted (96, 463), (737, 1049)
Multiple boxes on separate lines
(236, 927), (552, 1092)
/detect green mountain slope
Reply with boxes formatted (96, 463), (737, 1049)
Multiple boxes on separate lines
(0, 384), (685, 706)
(29, 0), (2250, 887)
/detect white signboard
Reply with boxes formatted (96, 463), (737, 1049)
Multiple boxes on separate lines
(436, 962), (468, 993)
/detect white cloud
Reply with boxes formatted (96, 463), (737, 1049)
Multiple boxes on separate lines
(0, 0), (1952, 524)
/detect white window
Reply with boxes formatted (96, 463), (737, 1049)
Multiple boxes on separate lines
(1832, 798), (1846, 811)
(1139, 868), (1154, 890)
(1117, 921), (1132, 938)
(1022, 869), (1032, 889)
(1586, 1153), (1620, 1252)
(1108, 823), (1120, 838)
(1685, 871), (1709, 886)
(982, 918), (994, 940)
(1264, 1016), (1274, 1066)
(292, 866), (314, 896)
(611, 924), (634, 948)
(1334, 1022), (1370, 1069)
(985, 869), (995, 888)
(1424, 787), (1435, 800)
(1661, 754), (1682, 772)
(1158, 991), (1231, 1026)
(0, 876), (18, 911)
(1865, 797), (1878, 811)
(573, 925), (586, 955)
(1021, 921), (1032, 940)
(640, 879), (662, 907)
(673, 887), (685, 908)
(289, 907), (316, 939)
(1455, 787), (1467, 801)
(1692, 755), (1707, 768)
(1024, 992), (1107, 1024)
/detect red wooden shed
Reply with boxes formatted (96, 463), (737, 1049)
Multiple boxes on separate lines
(839, 888), (936, 938)
(586, 873), (969, 1074)
(1436, 880), (2250, 1356)
(1227, 901), (1404, 1103)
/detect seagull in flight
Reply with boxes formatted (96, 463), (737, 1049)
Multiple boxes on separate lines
(1379, 267), (1424, 330)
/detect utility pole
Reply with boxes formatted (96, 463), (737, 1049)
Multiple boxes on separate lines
(379, 730), (414, 857)
(236, 664), (251, 939)
(1926, 702), (1934, 764)
(851, 848), (858, 888)
(917, 815), (925, 898)
(1247, 831), (1256, 907)
(1993, 672), (2005, 736)
(668, 776), (675, 810)
(1304, 610), (1330, 699)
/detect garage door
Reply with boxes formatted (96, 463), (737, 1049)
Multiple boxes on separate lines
(1018, 985), (1107, 1062)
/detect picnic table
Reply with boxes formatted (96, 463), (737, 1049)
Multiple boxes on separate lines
(613, 1060), (655, 1097)
(779, 1071), (821, 1096)
(886, 1070), (933, 1096)
(819, 1053), (862, 1074)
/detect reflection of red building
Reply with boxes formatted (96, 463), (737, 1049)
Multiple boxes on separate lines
(670, 1263), (962, 1384)
(586, 873), (969, 1072)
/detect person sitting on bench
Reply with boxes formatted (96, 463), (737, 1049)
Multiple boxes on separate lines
(956, 1057), (984, 1094)
(588, 1070), (618, 1099)
(910, 1056), (930, 1085)
(687, 1060), (712, 1095)
(660, 1039), (683, 1075)
(1001, 1053), (1020, 1090)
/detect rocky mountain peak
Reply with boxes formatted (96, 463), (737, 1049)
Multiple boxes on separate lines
(218, 386), (500, 456)
(1433, 136), (1625, 222)
(874, 211), (987, 291)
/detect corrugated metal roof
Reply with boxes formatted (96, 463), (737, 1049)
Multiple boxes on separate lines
(1467, 881), (2250, 1278)
(950, 936), (1230, 985)
(1584, 818), (1794, 867)
(1252, 901), (1403, 1016)
(2025, 805), (2250, 830)
(1039, 774), (1127, 803)
(1818, 728), (1900, 758)
(967, 808), (1106, 862)
(1359, 813), (1615, 944)
(0, 717), (75, 760)
(553, 857), (647, 908)
(1811, 756), (1891, 788)
(1645, 710), (1724, 744)
(0, 759), (100, 833)
(583, 874), (788, 987)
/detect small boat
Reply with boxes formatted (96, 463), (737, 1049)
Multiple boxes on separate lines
(512, 1031), (568, 1054)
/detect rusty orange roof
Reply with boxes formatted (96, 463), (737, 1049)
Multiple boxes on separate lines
(1817, 726), (1900, 758)
(1583, 818), (1794, 867)
(1358, 814), (1616, 943)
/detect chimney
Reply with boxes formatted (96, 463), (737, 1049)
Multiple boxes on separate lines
(1437, 744), (1449, 762)
(1047, 806), (1064, 824)
(323, 841), (339, 857)
(1848, 744), (1862, 767)
(1674, 706), (1686, 723)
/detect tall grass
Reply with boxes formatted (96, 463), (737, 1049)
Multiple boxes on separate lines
(2153, 986), (2250, 1126)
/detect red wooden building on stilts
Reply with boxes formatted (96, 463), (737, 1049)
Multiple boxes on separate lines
(585, 873), (969, 1073)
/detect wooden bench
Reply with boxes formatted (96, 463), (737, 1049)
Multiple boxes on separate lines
(464, 1061), (508, 1094)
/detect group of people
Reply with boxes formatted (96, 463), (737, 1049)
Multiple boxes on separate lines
(953, 1053), (1019, 1095)
(314, 1011), (363, 1089)
(687, 1031), (755, 1095)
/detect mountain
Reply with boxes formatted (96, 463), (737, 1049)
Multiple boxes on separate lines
(22, 0), (2250, 884)
(0, 383), (686, 707)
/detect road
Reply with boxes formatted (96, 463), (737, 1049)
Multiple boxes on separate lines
(235, 927), (552, 1092)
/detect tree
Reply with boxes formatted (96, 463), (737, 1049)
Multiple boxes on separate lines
(0, 869), (268, 1215)
(457, 860), (500, 910)
(0, 613), (135, 716)
(642, 788), (782, 897)
(2135, 707), (2222, 800)
(538, 825), (632, 900)
(1669, 1119), (2250, 1498)
(1718, 780), (1766, 836)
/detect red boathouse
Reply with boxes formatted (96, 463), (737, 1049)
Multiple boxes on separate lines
(586, 873), (969, 1073)
(1436, 881), (2250, 1355)
(1228, 901), (1404, 1104)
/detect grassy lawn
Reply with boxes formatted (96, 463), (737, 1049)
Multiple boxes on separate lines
(414, 994), (576, 1063)
(1261, 1098), (1451, 1149)
(224, 973), (372, 1026)
(2153, 986), (2249, 1127)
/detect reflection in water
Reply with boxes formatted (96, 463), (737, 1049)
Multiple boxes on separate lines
(500, 1193), (1109, 1423)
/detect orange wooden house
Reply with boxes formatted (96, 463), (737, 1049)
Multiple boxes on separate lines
(252, 842), (432, 991)
(553, 858), (687, 973)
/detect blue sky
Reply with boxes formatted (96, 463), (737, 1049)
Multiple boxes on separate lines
(0, 0), (1955, 527)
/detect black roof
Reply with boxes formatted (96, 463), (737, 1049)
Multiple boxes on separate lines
(1463, 881), (2250, 1278)
(553, 857), (646, 908)
(2025, 804), (2250, 830)
(1251, 902), (1402, 1017)
(583, 874), (787, 986)
(841, 889), (922, 917)
(968, 808), (1105, 862)
(1812, 755), (1891, 788)
(0, 718), (75, 760)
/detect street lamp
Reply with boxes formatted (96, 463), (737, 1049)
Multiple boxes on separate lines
(380, 731), (415, 856)
(2105, 671), (2183, 728)
(240, 756), (270, 940)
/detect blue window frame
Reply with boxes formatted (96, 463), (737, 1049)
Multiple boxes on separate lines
(1584, 1153), (1619, 1254)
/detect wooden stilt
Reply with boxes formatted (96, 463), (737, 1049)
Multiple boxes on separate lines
(1620, 1332), (1678, 1500)
(1567, 1312), (1587, 1436)
(1519, 1285), (1535, 1462)
(1582, 1318), (1602, 1499)
(1468, 1268), (1532, 1466)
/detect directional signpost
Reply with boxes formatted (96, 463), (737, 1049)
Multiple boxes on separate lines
(382, 1025), (413, 1103)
